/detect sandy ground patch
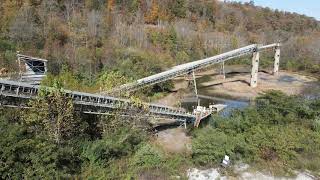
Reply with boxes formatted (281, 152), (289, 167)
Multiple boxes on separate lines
(155, 127), (191, 154)
(201, 71), (319, 99)
(154, 68), (319, 108)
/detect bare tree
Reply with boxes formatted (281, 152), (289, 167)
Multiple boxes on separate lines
(9, 5), (40, 44)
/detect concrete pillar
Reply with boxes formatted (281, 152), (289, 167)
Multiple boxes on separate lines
(273, 45), (281, 75)
(250, 50), (260, 88)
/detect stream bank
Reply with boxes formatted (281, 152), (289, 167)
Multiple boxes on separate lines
(151, 67), (320, 179)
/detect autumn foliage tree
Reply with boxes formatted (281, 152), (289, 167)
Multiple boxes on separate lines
(144, 0), (159, 24)
(107, 0), (115, 12)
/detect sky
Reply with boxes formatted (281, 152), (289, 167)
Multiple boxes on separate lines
(222, 0), (320, 20)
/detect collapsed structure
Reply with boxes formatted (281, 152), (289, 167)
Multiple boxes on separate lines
(17, 53), (48, 85)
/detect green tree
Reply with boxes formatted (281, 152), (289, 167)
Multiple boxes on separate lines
(176, 51), (190, 64)
(24, 84), (83, 144)
(192, 128), (239, 165)
(170, 0), (187, 18)
(130, 144), (164, 170)
(97, 71), (129, 92)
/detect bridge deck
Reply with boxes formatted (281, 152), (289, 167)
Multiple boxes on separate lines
(0, 80), (202, 123)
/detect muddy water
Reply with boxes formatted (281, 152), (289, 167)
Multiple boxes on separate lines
(181, 96), (250, 116)
(181, 94), (250, 117)
(179, 66), (320, 116)
(180, 73), (251, 117)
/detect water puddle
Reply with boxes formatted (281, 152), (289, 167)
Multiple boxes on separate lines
(180, 71), (251, 116)
(181, 95), (250, 117)
(278, 75), (300, 83)
(178, 68), (319, 118)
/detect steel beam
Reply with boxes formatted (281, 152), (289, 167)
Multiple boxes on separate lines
(192, 71), (200, 106)
(258, 43), (279, 51)
(108, 43), (281, 93)
(109, 44), (258, 93)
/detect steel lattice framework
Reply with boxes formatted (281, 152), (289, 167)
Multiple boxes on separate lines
(109, 43), (280, 93)
(0, 43), (281, 126)
(0, 80), (195, 123)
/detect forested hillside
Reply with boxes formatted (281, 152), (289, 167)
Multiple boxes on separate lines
(1, 90), (320, 178)
(1, 1), (320, 179)
(0, 0), (319, 90)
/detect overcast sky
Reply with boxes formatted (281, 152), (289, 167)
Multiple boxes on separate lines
(221, 0), (320, 20)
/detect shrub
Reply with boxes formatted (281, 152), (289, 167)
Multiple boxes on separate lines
(130, 144), (165, 170)
(81, 128), (145, 167)
(192, 128), (237, 165)
(192, 91), (320, 174)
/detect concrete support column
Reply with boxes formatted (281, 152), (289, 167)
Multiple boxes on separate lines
(273, 44), (281, 75)
(250, 50), (260, 88)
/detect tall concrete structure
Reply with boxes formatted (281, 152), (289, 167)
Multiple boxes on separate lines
(273, 44), (281, 75)
(250, 49), (260, 88)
